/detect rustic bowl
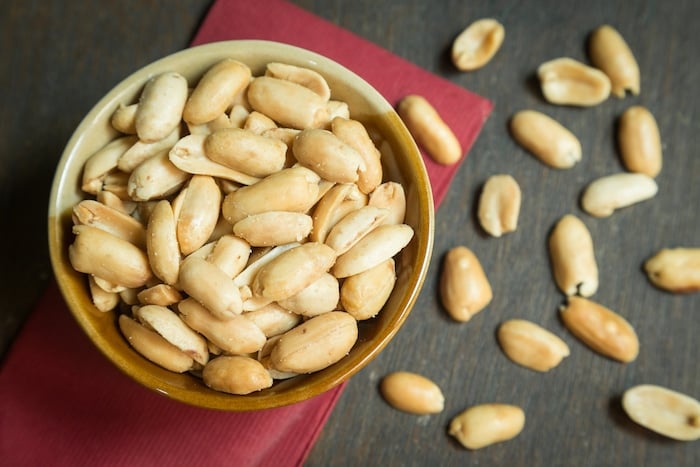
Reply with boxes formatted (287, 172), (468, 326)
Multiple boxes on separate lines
(48, 40), (434, 411)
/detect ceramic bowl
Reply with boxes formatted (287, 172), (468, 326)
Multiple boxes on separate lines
(48, 40), (434, 410)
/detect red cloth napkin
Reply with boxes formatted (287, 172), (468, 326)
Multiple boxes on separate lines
(1, 1), (492, 465)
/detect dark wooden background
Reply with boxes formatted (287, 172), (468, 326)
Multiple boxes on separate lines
(2, 1), (698, 465)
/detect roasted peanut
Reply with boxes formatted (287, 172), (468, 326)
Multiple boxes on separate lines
(119, 314), (194, 373)
(265, 62), (331, 101)
(644, 247), (700, 293)
(111, 103), (137, 134)
(497, 319), (570, 372)
(137, 283), (183, 306)
(81, 135), (137, 194)
(202, 355), (273, 395)
(622, 384), (700, 441)
(178, 256), (243, 319)
(581, 172), (658, 217)
(127, 150), (191, 202)
(618, 105), (662, 177)
(439, 246), (492, 322)
(233, 211), (313, 247)
(340, 258), (396, 320)
(331, 117), (383, 193)
(332, 224), (413, 278)
(368, 181), (406, 225)
(204, 127), (287, 177)
(477, 174), (521, 237)
(449, 404), (525, 450)
(247, 76), (329, 129)
(451, 18), (505, 71)
(183, 58), (252, 125)
(293, 128), (365, 183)
(206, 234), (251, 278)
(548, 214), (598, 297)
(69, 225), (153, 289)
(311, 183), (368, 243)
(118, 127), (181, 172)
(276, 272), (340, 317)
(270, 311), (358, 373)
(560, 296), (639, 363)
(146, 200), (181, 286)
(510, 110), (581, 169)
(88, 275), (120, 312)
(135, 71), (188, 142)
(537, 57), (611, 106)
(325, 206), (389, 255)
(380, 371), (444, 415)
(72, 199), (146, 248)
(588, 25), (640, 98)
(397, 94), (462, 165)
(242, 302), (302, 338)
(173, 175), (221, 255)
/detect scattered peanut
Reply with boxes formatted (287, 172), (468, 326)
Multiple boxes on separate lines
(439, 246), (492, 322)
(537, 57), (611, 106)
(380, 371), (445, 415)
(477, 174), (521, 237)
(509, 110), (581, 169)
(548, 214), (599, 297)
(622, 384), (700, 441)
(497, 319), (570, 372)
(588, 25), (640, 98)
(559, 296), (639, 363)
(448, 404), (525, 450)
(618, 105), (662, 177)
(581, 172), (658, 218)
(643, 247), (700, 293)
(451, 18), (505, 71)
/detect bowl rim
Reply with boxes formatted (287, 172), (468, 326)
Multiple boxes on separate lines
(48, 39), (435, 410)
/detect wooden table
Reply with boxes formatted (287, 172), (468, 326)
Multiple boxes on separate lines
(2, 1), (698, 465)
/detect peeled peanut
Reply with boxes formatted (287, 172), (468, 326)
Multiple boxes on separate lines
(247, 76), (329, 129)
(644, 247), (700, 293)
(270, 311), (358, 373)
(510, 110), (581, 169)
(589, 25), (640, 98)
(242, 302), (302, 338)
(293, 128), (365, 183)
(276, 272), (339, 317)
(325, 206), (389, 255)
(233, 211), (313, 247)
(222, 166), (320, 224)
(178, 298), (266, 355)
(537, 57), (611, 106)
(243, 110), (278, 134)
(206, 234), (251, 278)
(119, 314), (193, 373)
(204, 127), (287, 177)
(72, 199), (146, 248)
(172, 175), (222, 255)
(88, 275), (120, 312)
(136, 283), (183, 306)
(581, 172), (658, 217)
(81, 135), (137, 194)
(145, 200), (181, 285)
(127, 150), (191, 201)
(497, 319), (570, 372)
(134, 304), (209, 365)
(135, 71), (188, 142)
(397, 95), (462, 165)
(380, 371), (444, 415)
(252, 242), (337, 301)
(560, 296), (639, 363)
(622, 384), (700, 441)
(183, 58), (252, 125)
(439, 246), (492, 322)
(101, 170), (131, 200)
(311, 183), (368, 243)
(618, 105), (662, 177)
(118, 127), (181, 172)
(203, 355), (273, 395)
(548, 214), (598, 297)
(265, 62), (331, 101)
(178, 256), (243, 319)
(340, 258), (396, 320)
(368, 181), (406, 225)
(333, 224), (413, 278)
(477, 174), (521, 237)
(111, 103), (138, 134)
(451, 18), (505, 71)
(69, 225), (153, 289)
(449, 404), (525, 450)
(331, 117), (383, 193)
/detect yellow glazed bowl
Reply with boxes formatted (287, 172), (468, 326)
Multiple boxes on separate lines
(48, 40), (434, 411)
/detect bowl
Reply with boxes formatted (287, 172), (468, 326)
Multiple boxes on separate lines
(48, 40), (434, 411)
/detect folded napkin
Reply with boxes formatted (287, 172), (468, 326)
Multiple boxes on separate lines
(0, 0), (492, 465)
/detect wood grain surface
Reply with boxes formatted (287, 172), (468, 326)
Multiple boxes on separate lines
(1, 1), (698, 465)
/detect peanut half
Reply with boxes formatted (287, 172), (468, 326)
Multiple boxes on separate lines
(588, 25), (640, 98)
(618, 105), (662, 177)
(380, 371), (445, 415)
(448, 404), (525, 450)
(478, 174), (521, 237)
(509, 110), (581, 169)
(135, 71), (188, 143)
(581, 172), (658, 218)
(451, 18), (505, 71)
(497, 319), (570, 372)
(397, 94), (462, 165)
(440, 246), (492, 322)
(537, 57), (611, 106)
(548, 214), (598, 297)
(202, 355), (273, 395)
(622, 384), (700, 441)
(643, 247), (700, 293)
(559, 296), (639, 363)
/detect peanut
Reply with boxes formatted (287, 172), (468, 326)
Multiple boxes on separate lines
(448, 404), (525, 450)
(135, 71), (188, 142)
(548, 214), (598, 297)
(537, 57), (611, 106)
(509, 110), (581, 169)
(202, 355), (273, 395)
(497, 319), (570, 372)
(622, 384), (700, 441)
(439, 246), (492, 322)
(618, 105), (662, 177)
(451, 18), (505, 71)
(643, 247), (700, 293)
(588, 25), (640, 98)
(581, 172), (658, 217)
(477, 174), (521, 237)
(380, 371), (444, 415)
